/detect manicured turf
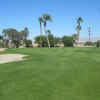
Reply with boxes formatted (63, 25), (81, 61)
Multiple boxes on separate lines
(0, 47), (100, 100)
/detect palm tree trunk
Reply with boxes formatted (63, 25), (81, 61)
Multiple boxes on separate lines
(44, 25), (50, 47)
(74, 40), (76, 47)
(77, 23), (80, 46)
(40, 23), (42, 47)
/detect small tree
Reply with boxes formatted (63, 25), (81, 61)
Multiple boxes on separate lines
(84, 42), (93, 46)
(35, 35), (48, 47)
(54, 37), (60, 44)
(25, 40), (32, 47)
(96, 40), (100, 47)
(35, 33), (55, 47)
(62, 36), (74, 47)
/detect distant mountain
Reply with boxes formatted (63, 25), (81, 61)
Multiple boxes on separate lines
(79, 37), (100, 43)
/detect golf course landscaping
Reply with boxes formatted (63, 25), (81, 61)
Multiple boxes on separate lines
(0, 47), (100, 100)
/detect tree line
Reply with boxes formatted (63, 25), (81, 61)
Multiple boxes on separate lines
(2, 13), (95, 47)
(35, 30), (77, 47)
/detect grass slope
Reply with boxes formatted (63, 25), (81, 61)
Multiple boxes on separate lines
(0, 48), (100, 100)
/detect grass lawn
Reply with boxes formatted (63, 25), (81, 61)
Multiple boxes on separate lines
(0, 47), (100, 100)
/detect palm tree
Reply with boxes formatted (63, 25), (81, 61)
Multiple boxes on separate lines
(72, 33), (78, 46)
(22, 27), (29, 47)
(38, 17), (43, 47)
(76, 17), (83, 46)
(24, 27), (29, 41)
(47, 30), (51, 34)
(43, 13), (52, 47)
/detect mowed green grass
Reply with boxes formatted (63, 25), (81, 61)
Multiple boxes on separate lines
(0, 47), (100, 100)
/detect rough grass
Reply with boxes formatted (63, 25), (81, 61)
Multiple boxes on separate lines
(0, 47), (100, 100)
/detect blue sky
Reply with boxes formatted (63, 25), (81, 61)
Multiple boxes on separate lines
(0, 0), (100, 40)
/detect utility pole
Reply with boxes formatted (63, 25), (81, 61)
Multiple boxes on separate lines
(88, 27), (91, 42)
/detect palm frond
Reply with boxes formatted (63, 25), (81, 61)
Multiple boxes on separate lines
(76, 26), (82, 30)
(47, 30), (51, 34)
(77, 17), (83, 23)
(43, 13), (52, 22)
(38, 17), (43, 22)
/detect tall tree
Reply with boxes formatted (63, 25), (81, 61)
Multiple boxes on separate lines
(0, 35), (3, 47)
(76, 17), (83, 46)
(24, 27), (29, 41)
(0, 35), (3, 42)
(43, 13), (52, 47)
(38, 17), (43, 47)
(6, 28), (19, 48)
(2, 29), (9, 48)
(20, 27), (29, 44)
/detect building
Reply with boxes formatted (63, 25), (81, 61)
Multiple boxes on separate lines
(32, 43), (40, 47)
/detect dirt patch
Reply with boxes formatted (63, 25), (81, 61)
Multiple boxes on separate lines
(0, 48), (7, 51)
(0, 54), (27, 64)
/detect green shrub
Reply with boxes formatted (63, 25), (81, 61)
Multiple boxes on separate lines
(62, 36), (74, 47)
(84, 42), (93, 46)
(25, 40), (32, 47)
(96, 40), (100, 47)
